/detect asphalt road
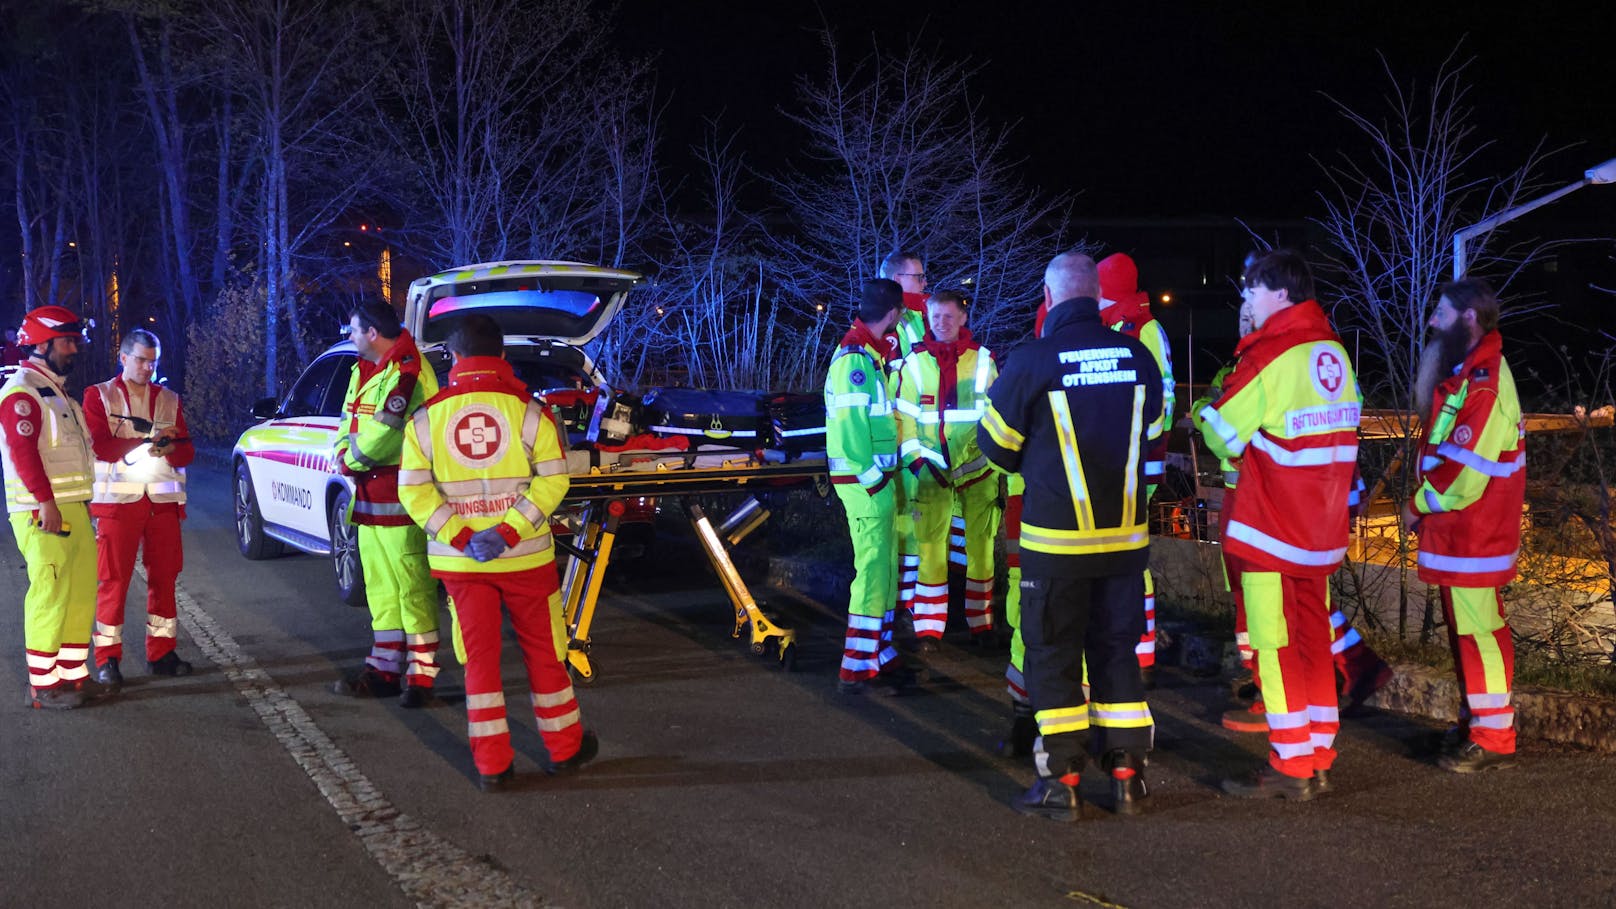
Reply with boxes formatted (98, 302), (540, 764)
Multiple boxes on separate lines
(4, 466), (1616, 908)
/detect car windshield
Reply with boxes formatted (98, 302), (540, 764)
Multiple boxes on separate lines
(422, 277), (611, 344)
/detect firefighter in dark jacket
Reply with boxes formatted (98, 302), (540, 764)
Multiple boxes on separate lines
(979, 252), (1163, 820)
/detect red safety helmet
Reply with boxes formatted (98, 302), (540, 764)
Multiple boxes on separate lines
(17, 305), (88, 346)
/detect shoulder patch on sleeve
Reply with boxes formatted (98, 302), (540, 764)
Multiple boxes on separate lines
(386, 394), (408, 414)
(849, 368), (866, 386)
(13, 399), (32, 418)
(15, 419), (34, 437)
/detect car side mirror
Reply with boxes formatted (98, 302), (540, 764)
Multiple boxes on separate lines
(250, 397), (281, 420)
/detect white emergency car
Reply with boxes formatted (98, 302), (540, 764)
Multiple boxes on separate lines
(231, 261), (642, 605)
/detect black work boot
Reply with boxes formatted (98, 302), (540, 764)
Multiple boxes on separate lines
(27, 685), (85, 710)
(1221, 764), (1314, 801)
(1439, 741), (1517, 774)
(96, 658), (124, 692)
(1104, 750), (1148, 816)
(399, 685), (432, 709)
(1015, 773), (1083, 822)
(996, 707), (1037, 758)
(478, 764), (515, 793)
(1312, 769), (1333, 794)
(147, 652), (193, 677)
(332, 666), (401, 698)
(546, 731), (599, 775)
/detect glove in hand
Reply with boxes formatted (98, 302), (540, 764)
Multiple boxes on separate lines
(467, 527), (511, 563)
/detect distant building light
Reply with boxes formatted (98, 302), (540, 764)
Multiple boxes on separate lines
(343, 241), (352, 247)
(1160, 293), (1173, 304)
(68, 242), (77, 248)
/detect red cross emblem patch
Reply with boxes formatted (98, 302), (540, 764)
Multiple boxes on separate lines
(1310, 344), (1346, 402)
(448, 405), (509, 467)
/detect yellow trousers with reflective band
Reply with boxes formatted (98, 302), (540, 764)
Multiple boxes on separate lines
(358, 523), (439, 684)
(11, 502), (96, 690)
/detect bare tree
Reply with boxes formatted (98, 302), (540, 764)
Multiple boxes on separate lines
(601, 125), (802, 391)
(770, 29), (1068, 351)
(378, 0), (658, 270)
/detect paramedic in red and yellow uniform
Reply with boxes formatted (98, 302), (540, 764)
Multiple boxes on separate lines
(399, 312), (595, 791)
(1197, 251), (1360, 800)
(1, 306), (99, 709)
(1406, 277), (1525, 774)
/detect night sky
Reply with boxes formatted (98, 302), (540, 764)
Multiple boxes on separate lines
(619, 0), (1616, 220)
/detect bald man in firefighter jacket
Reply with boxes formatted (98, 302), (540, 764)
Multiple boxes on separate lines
(979, 252), (1162, 820)
(399, 313), (595, 791)
(1096, 254), (1174, 682)
(1, 306), (99, 709)
(825, 279), (915, 695)
(879, 250), (931, 623)
(84, 329), (195, 688)
(1198, 250), (1361, 800)
(895, 289), (1000, 646)
(332, 300), (441, 706)
(1405, 278), (1525, 774)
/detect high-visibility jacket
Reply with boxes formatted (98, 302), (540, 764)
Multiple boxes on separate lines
(0, 361), (94, 512)
(398, 356), (568, 576)
(1412, 330), (1525, 587)
(335, 330), (439, 527)
(886, 293), (930, 364)
(86, 378), (189, 506)
(894, 333), (997, 487)
(1100, 299), (1173, 488)
(1197, 300), (1361, 577)
(978, 297), (1163, 578)
(824, 320), (898, 493)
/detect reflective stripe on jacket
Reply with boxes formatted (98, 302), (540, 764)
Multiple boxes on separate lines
(89, 379), (186, 504)
(0, 365), (93, 511)
(1101, 307), (1173, 485)
(894, 340), (997, 485)
(398, 357), (567, 576)
(824, 322), (898, 491)
(336, 330), (439, 526)
(977, 297), (1163, 578)
(1197, 300), (1360, 577)
(1412, 330), (1525, 587)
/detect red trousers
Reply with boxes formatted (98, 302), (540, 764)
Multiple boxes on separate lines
(447, 563), (584, 776)
(1242, 572), (1338, 778)
(1440, 586), (1515, 754)
(93, 498), (183, 664)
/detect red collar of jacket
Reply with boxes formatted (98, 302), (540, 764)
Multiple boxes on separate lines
(1233, 300), (1338, 366)
(902, 292), (929, 313)
(446, 356), (528, 396)
(921, 330), (979, 410)
(1098, 297), (1153, 333)
(357, 329), (423, 384)
(841, 320), (895, 365)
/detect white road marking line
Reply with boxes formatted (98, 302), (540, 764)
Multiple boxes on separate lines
(147, 566), (552, 908)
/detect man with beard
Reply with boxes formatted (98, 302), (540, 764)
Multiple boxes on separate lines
(0, 306), (100, 709)
(1404, 278), (1524, 773)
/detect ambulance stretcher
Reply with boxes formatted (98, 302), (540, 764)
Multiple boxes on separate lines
(551, 445), (828, 683)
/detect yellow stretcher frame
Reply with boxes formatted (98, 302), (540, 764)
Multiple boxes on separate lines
(556, 456), (827, 682)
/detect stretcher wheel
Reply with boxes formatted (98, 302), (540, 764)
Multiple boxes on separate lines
(750, 640), (767, 656)
(778, 642), (797, 672)
(568, 657), (598, 686)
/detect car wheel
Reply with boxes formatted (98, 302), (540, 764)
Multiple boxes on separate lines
(235, 460), (285, 560)
(330, 487), (367, 608)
